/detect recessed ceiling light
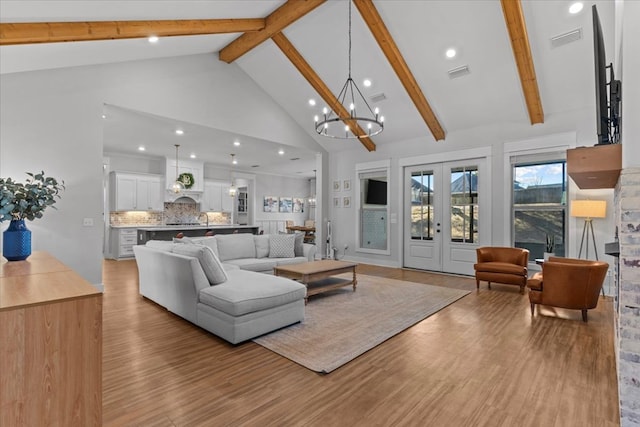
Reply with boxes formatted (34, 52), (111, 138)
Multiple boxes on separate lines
(190, 153), (196, 159)
(101, 114), (107, 119)
(148, 36), (159, 43)
(138, 145), (145, 151)
(278, 149), (285, 155)
(363, 79), (372, 87)
(569, 2), (583, 14)
(175, 129), (184, 135)
(308, 99), (316, 106)
(446, 48), (457, 59)
(233, 141), (241, 147)
(232, 157), (238, 165)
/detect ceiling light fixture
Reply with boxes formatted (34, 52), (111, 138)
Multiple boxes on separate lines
(569, 2), (583, 14)
(278, 149), (285, 155)
(308, 99), (316, 106)
(171, 144), (185, 194)
(233, 140), (241, 147)
(175, 129), (184, 135)
(363, 79), (372, 87)
(313, 1), (383, 139)
(229, 154), (237, 197)
(190, 153), (196, 159)
(148, 36), (159, 43)
(446, 48), (457, 58)
(138, 146), (145, 151)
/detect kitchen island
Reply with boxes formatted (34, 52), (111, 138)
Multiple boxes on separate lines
(136, 224), (259, 245)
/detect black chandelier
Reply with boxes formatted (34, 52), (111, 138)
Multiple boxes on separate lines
(314, 0), (384, 139)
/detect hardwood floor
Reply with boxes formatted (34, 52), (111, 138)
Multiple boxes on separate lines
(102, 260), (619, 426)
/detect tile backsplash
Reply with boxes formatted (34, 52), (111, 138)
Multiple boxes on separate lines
(110, 203), (231, 226)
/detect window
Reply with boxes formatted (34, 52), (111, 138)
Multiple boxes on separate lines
(512, 160), (566, 259)
(410, 171), (434, 240)
(450, 166), (478, 243)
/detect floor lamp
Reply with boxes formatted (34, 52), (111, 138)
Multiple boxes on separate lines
(570, 200), (607, 260)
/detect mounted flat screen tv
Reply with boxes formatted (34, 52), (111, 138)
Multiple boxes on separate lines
(366, 179), (387, 205)
(592, 5), (621, 145)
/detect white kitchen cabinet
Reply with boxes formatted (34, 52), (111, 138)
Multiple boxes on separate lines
(221, 184), (233, 213)
(202, 181), (234, 213)
(108, 228), (137, 259)
(110, 172), (163, 211)
(203, 181), (223, 211)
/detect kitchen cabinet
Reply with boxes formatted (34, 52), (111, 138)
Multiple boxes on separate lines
(203, 180), (233, 213)
(108, 228), (138, 259)
(110, 172), (163, 211)
(221, 184), (233, 213)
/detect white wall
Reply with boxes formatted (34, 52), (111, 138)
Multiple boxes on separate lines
(621, 0), (640, 169)
(330, 107), (615, 268)
(1, 53), (323, 284)
(254, 174), (310, 226)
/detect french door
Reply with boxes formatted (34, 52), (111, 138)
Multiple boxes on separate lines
(403, 159), (487, 275)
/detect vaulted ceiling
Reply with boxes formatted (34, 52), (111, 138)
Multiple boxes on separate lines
(0, 1), (615, 162)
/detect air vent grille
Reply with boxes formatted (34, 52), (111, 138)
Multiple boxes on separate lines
(448, 65), (470, 79)
(369, 93), (387, 103)
(550, 28), (582, 48)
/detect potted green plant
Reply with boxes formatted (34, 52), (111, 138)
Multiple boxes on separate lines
(544, 233), (555, 261)
(0, 171), (65, 261)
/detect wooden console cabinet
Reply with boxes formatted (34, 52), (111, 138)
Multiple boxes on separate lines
(0, 252), (102, 426)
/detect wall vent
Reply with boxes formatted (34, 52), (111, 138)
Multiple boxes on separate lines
(369, 93), (387, 103)
(550, 28), (582, 48)
(448, 65), (470, 79)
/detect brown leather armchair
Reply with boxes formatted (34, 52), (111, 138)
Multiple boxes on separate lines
(527, 257), (608, 322)
(474, 247), (529, 293)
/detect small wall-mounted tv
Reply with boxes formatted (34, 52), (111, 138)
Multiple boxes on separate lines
(366, 179), (387, 205)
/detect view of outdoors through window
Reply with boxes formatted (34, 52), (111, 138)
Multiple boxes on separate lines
(410, 171), (434, 240)
(513, 161), (566, 259)
(450, 166), (478, 243)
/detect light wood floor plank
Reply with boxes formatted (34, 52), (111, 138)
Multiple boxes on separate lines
(102, 260), (619, 426)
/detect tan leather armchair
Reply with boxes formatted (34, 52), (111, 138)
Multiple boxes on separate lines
(474, 247), (529, 293)
(527, 257), (608, 322)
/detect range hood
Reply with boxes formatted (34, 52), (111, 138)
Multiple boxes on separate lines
(567, 144), (622, 189)
(165, 157), (204, 202)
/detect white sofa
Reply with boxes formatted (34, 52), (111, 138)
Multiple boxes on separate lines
(133, 233), (315, 344)
(174, 233), (316, 272)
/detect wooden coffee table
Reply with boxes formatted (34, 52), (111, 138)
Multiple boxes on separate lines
(273, 260), (357, 304)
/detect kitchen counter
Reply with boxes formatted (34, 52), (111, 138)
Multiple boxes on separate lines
(136, 225), (255, 232)
(136, 224), (259, 244)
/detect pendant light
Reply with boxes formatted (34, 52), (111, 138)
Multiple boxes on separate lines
(228, 154), (237, 197)
(171, 144), (185, 194)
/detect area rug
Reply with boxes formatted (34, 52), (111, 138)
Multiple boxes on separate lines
(253, 274), (470, 373)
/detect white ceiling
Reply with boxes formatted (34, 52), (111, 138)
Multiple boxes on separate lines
(0, 1), (616, 163)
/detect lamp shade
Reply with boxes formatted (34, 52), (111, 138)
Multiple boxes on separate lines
(570, 200), (607, 218)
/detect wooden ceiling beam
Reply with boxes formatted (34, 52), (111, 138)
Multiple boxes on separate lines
(0, 19), (265, 46)
(219, 0), (325, 64)
(272, 32), (376, 152)
(353, 0), (445, 142)
(500, 0), (544, 124)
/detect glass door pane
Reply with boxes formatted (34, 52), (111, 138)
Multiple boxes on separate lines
(450, 166), (478, 243)
(410, 171), (434, 240)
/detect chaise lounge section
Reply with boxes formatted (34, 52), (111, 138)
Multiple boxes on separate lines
(133, 233), (313, 344)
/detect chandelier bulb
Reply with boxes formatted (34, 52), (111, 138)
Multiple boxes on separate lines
(374, 107), (379, 115)
(367, 123), (372, 129)
(323, 107), (328, 115)
(380, 116), (385, 123)
(349, 103), (355, 111)
(314, 115), (319, 123)
(345, 125), (350, 132)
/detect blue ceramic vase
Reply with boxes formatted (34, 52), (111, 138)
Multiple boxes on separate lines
(3, 219), (32, 261)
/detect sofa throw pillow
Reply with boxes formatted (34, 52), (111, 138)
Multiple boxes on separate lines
(186, 236), (219, 258)
(215, 233), (256, 261)
(269, 233), (296, 258)
(294, 232), (304, 257)
(171, 244), (227, 285)
(254, 235), (270, 258)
